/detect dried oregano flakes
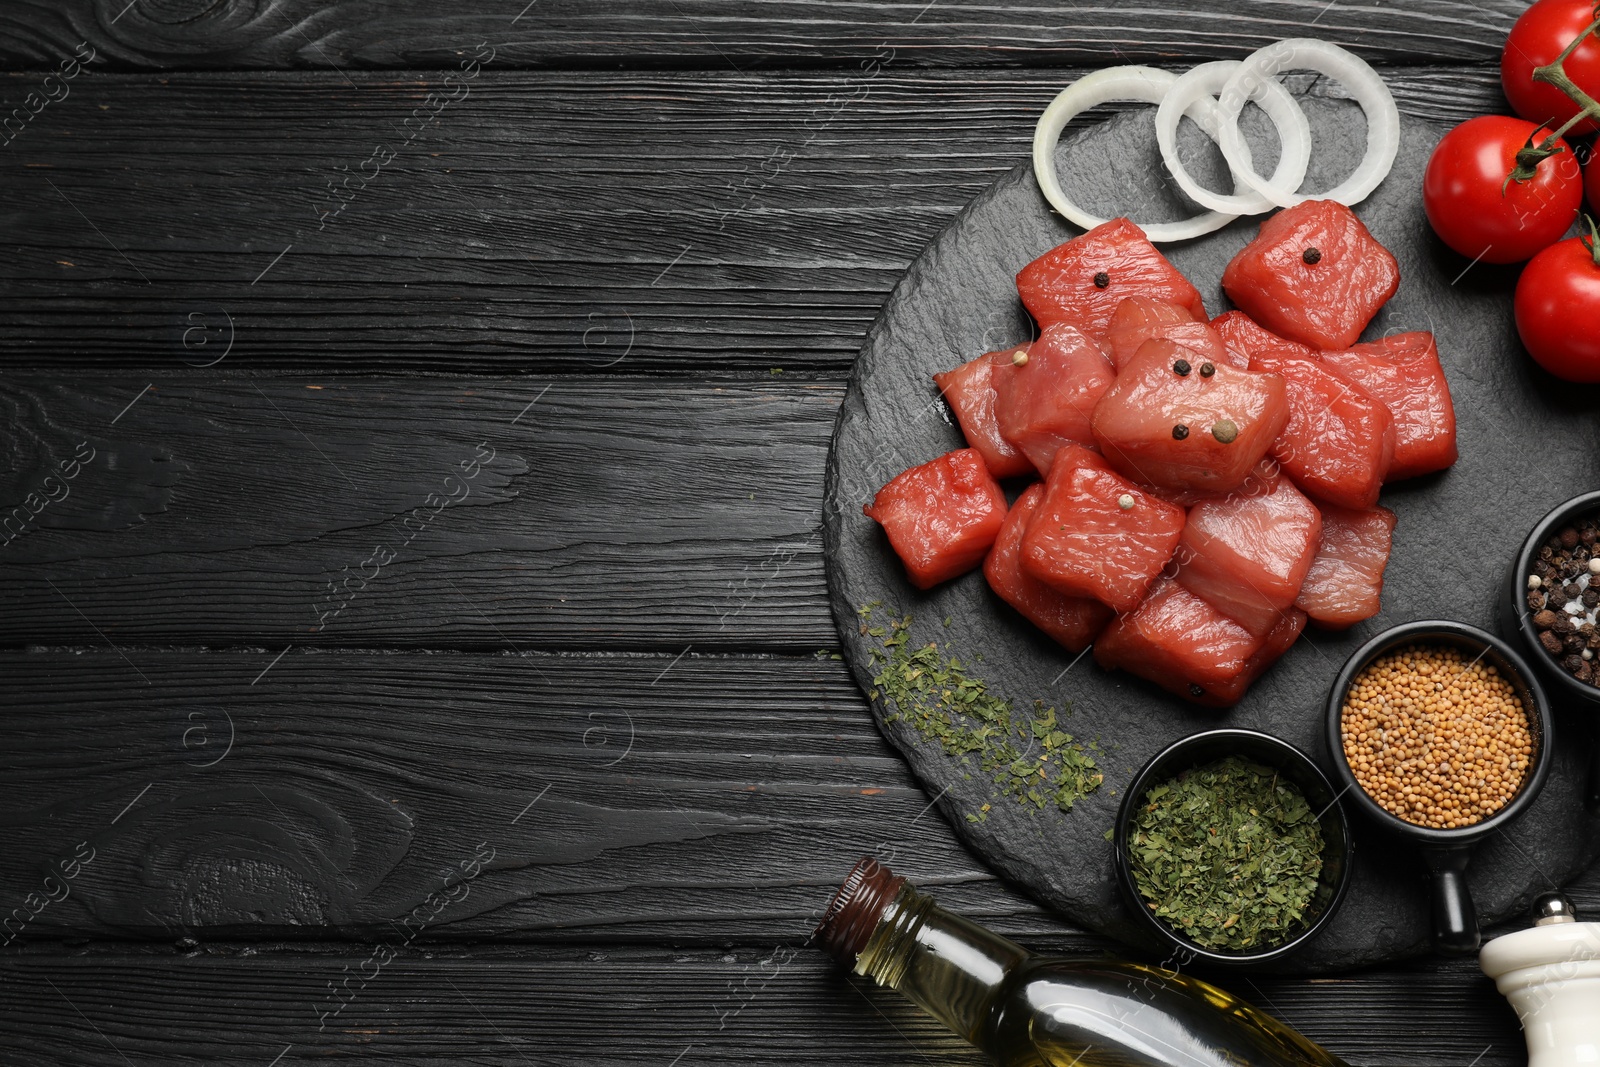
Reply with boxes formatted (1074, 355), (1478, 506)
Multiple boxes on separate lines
(1129, 756), (1325, 951)
(858, 604), (1103, 821)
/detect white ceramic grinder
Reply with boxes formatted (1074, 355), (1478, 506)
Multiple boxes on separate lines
(1480, 893), (1600, 1067)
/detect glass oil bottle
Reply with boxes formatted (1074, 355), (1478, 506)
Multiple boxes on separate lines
(814, 858), (1349, 1067)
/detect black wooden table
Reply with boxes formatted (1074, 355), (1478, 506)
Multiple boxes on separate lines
(0, 2), (1570, 1063)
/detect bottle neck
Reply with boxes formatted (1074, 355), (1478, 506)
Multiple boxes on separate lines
(854, 883), (1032, 1042)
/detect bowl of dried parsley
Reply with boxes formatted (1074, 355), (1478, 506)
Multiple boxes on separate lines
(1113, 729), (1353, 966)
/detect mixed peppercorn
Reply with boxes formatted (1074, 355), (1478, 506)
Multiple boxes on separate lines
(1526, 515), (1600, 687)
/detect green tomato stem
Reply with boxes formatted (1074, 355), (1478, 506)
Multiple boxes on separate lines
(1531, 17), (1600, 136)
(1506, 15), (1600, 187)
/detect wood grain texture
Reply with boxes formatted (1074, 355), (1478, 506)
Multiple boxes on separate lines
(0, 945), (1531, 1067)
(0, 69), (1503, 373)
(0, 648), (1097, 944)
(0, 12), (1577, 1061)
(0, 0), (1532, 70)
(0, 376), (838, 650)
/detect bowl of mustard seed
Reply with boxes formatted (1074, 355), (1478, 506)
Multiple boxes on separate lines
(1325, 620), (1553, 956)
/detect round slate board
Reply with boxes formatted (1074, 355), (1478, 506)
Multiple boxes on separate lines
(823, 88), (1600, 972)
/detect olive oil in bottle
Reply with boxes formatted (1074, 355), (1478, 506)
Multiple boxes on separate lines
(814, 858), (1349, 1067)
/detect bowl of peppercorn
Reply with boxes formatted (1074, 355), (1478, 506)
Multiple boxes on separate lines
(1504, 491), (1600, 704)
(1504, 490), (1600, 811)
(1113, 728), (1353, 967)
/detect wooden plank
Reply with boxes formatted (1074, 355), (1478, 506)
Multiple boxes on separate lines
(0, 376), (842, 650)
(0, 68), (1501, 374)
(0, 1), (1529, 71)
(0, 648), (1097, 944)
(0, 945), (1527, 1067)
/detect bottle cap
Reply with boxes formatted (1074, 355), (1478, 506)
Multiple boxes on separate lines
(812, 857), (905, 965)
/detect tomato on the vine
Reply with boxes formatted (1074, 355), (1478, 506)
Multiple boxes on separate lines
(1502, 0), (1600, 136)
(1422, 115), (1583, 263)
(1515, 222), (1600, 382)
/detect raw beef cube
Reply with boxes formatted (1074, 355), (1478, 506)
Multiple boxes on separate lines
(1019, 457), (1185, 612)
(1135, 483), (1231, 509)
(1093, 578), (1267, 705)
(1105, 294), (1191, 361)
(1045, 442), (1111, 478)
(994, 323), (1117, 477)
(1200, 609), (1309, 708)
(1176, 465), (1323, 635)
(984, 483), (1114, 652)
(1110, 294), (1194, 326)
(1249, 351), (1395, 509)
(1016, 218), (1206, 335)
(1210, 310), (1320, 363)
(864, 448), (1007, 589)
(1104, 296), (1238, 372)
(1295, 503), (1397, 629)
(1321, 332), (1458, 481)
(1091, 338), (1290, 493)
(1221, 199), (1400, 350)
(934, 346), (1035, 478)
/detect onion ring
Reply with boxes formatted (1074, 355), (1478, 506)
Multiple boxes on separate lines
(1032, 65), (1240, 243)
(1213, 38), (1400, 209)
(1154, 60), (1313, 216)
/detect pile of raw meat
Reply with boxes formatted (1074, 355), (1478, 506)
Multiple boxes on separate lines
(863, 201), (1458, 707)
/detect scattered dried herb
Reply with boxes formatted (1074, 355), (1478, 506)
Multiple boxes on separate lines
(1129, 756), (1323, 952)
(859, 604), (1102, 820)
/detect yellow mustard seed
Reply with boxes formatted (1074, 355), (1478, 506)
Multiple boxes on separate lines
(1339, 643), (1532, 830)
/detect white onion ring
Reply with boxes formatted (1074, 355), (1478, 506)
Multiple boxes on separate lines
(1032, 65), (1241, 243)
(1154, 60), (1313, 216)
(1213, 38), (1400, 208)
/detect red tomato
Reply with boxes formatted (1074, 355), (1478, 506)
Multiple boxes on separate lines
(1502, 0), (1600, 137)
(1588, 152), (1600, 213)
(1515, 232), (1600, 382)
(1422, 115), (1583, 263)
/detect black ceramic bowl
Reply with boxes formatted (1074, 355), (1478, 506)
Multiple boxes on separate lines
(1323, 620), (1553, 954)
(1503, 490), (1600, 714)
(1113, 728), (1352, 967)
